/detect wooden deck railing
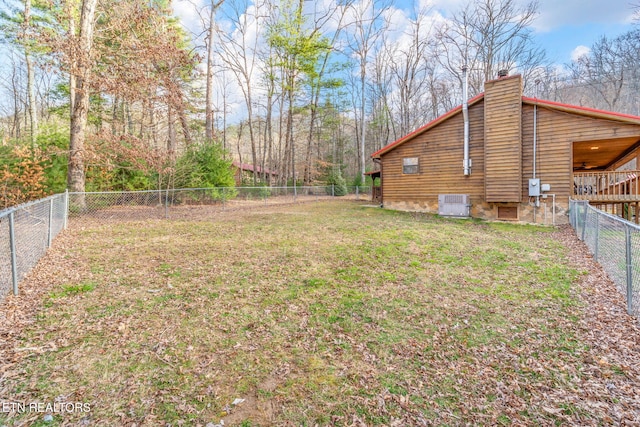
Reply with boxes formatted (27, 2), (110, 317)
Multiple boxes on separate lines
(573, 171), (640, 201)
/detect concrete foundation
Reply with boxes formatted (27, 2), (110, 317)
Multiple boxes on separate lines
(382, 197), (569, 226)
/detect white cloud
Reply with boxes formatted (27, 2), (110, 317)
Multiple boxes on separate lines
(173, 0), (206, 35)
(418, 0), (636, 33)
(533, 0), (635, 32)
(428, 0), (466, 13)
(571, 45), (591, 61)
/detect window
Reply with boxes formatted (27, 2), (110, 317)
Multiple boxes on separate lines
(403, 157), (419, 174)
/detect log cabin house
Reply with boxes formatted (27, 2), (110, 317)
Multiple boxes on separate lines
(232, 161), (279, 186)
(371, 73), (640, 224)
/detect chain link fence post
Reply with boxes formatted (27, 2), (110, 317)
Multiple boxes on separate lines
(164, 186), (169, 219)
(581, 202), (588, 241)
(222, 187), (227, 210)
(626, 225), (634, 315)
(594, 211), (600, 262)
(64, 189), (69, 230)
(47, 197), (54, 248)
(9, 211), (18, 296)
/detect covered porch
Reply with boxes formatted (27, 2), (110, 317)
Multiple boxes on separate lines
(365, 170), (382, 204)
(573, 135), (640, 223)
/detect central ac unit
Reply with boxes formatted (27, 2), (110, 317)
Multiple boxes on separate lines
(438, 194), (471, 217)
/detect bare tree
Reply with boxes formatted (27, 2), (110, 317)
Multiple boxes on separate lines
(216, 0), (263, 185)
(568, 31), (640, 112)
(205, 0), (225, 141)
(436, 0), (544, 95)
(22, 0), (38, 147)
(301, 0), (347, 184)
(345, 0), (390, 183)
(384, 4), (436, 137)
(369, 42), (394, 148)
(1, 53), (26, 139)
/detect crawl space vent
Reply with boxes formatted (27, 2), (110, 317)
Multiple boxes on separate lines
(438, 194), (471, 217)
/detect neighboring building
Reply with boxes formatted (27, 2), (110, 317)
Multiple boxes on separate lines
(371, 73), (640, 224)
(232, 161), (279, 186)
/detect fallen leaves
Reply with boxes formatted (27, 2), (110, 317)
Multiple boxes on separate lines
(1, 204), (640, 426)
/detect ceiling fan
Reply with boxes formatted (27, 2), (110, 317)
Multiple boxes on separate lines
(580, 162), (596, 170)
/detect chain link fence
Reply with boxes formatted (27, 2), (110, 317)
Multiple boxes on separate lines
(67, 186), (371, 221)
(0, 193), (68, 299)
(570, 199), (640, 317)
(1, 186), (372, 299)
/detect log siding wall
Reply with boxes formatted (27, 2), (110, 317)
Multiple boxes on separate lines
(484, 76), (522, 202)
(378, 76), (640, 224)
(380, 101), (485, 206)
(521, 105), (640, 200)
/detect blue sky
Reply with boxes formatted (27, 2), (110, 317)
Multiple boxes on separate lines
(174, 0), (638, 66)
(524, 0), (636, 63)
(420, 0), (637, 63)
(167, 0), (638, 124)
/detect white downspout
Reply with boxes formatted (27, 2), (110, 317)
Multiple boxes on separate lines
(533, 103), (537, 181)
(462, 65), (471, 176)
(534, 101), (539, 208)
(533, 81), (540, 209)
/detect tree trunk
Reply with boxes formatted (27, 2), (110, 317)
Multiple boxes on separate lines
(236, 121), (244, 184)
(24, 0), (38, 149)
(126, 101), (134, 134)
(139, 99), (146, 138)
(167, 105), (176, 153)
(359, 72), (366, 185)
(110, 96), (118, 134)
(178, 100), (192, 145)
(304, 102), (316, 185)
(205, 24), (214, 140)
(205, 1), (224, 141)
(205, 0), (225, 141)
(265, 102), (273, 185)
(68, 0), (98, 201)
(287, 74), (295, 187)
(150, 100), (158, 148)
(246, 92), (257, 186)
(11, 71), (21, 139)
(68, 74), (90, 194)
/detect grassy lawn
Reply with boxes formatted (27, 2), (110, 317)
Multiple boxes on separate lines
(1, 201), (607, 426)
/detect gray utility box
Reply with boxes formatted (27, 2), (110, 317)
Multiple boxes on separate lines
(529, 178), (541, 197)
(438, 194), (471, 217)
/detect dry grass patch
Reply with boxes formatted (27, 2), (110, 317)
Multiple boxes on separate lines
(0, 201), (638, 426)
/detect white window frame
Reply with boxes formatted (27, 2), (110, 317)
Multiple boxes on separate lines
(402, 157), (419, 174)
